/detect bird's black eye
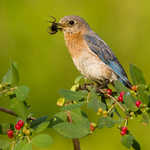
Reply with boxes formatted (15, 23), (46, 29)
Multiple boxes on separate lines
(69, 20), (75, 25)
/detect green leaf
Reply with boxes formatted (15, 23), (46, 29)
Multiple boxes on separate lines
(141, 113), (149, 124)
(30, 116), (48, 128)
(53, 111), (67, 121)
(87, 98), (99, 112)
(121, 134), (134, 149)
(34, 121), (49, 133)
(61, 102), (84, 111)
(129, 64), (146, 85)
(137, 85), (150, 105)
(97, 117), (115, 129)
(14, 141), (26, 150)
(21, 143), (32, 150)
(2, 62), (19, 85)
(32, 134), (53, 148)
(59, 89), (88, 101)
(114, 108), (122, 119)
(114, 80), (129, 93)
(88, 99), (106, 112)
(0, 123), (12, 134)
(10, 99), (29, 120)
(87, 90), (106, 112)
(53, 109), (90, 138)
(132, 139), (141, 150)
(48, 117), (64, 128)
(53, 121), (90, 138)
(124, 92), (138, 111)
(74, 75), (84, 84)
(0, 139), (9, 149)
(55, 109), (87, 121)
(138, 91), (150, 105)
(14, 86), (30, 101)
(88, 93), (106, 112)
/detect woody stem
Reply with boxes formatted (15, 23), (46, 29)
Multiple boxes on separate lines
(0, 107), (36, 120)
(67, 111), (81, 150)
(0, 107), (18, 117)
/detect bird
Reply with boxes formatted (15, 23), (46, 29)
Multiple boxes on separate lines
(55, 15), (132, 88)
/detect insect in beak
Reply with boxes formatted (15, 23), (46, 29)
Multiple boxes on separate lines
(48, 16), (63, 35)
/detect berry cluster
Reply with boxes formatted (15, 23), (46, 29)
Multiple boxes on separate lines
(117, 91), (125, 102)
(120, 126), (128, 136)
(7, 120), (24, 139)
(117, 91), (142, 108)
(15, 120), (24, 130)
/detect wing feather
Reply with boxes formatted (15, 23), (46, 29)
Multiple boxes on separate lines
(84, 33), (131, 88)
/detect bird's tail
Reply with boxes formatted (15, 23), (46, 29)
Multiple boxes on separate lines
(118, 76), (132, 89)
(122, 80), (132, 89)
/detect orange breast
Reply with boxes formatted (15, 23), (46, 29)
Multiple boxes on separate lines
(64, 32), (87, 58)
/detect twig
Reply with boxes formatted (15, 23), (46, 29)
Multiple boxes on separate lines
(99, 89), (126, 112)
(124, 118), (128, 126)
(72, 139), (81, 150)
(0, 107), (36, 121)
(0, 107), (18, 117)
(26, 136), (31, 143)
(86, 92), (91, 103)
(28, 116), (36, 120)
(107, 102), (116, 113)
(10, 141), (15, 150)
(67, 111), (81, 150)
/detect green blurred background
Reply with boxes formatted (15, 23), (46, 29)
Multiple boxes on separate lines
(0, 0), (150, 149)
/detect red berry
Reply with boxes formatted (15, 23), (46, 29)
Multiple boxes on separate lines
(136, 100), (141, 108)
(90, 125), (95, 131)
(121, 126), (128, 132)
(106, 89), (112, 95)
(17, 120), (24, 127)
(7, 130), (13, 138)
(90, 123), (96, 132)
(120, 91), (125, 97)
(15, 124), (21, 130)
(118, 96), (123, 102)
(120, 130), (126, 136)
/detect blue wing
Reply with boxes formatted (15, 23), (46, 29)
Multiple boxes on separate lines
(84, 32), (132, 88)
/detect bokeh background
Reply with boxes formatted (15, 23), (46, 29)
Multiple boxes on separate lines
(0, 0), (150, 149)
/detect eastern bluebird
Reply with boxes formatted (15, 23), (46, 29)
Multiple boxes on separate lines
(53, 16), (132, 88)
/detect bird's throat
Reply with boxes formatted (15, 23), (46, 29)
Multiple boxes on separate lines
(64, 32), (87, 58)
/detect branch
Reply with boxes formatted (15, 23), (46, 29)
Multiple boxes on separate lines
(99, 89), (126, 112)
(72, 139), (81, 150)
(0, 107), (36, 121)
(67, 111), (81, 150)
(0, 107), (18, 117)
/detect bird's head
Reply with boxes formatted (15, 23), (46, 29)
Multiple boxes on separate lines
(58, 16), (90, 34)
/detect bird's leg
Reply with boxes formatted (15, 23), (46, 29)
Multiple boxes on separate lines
(94, 78), (110, 89)
(77, 83), (94, 91)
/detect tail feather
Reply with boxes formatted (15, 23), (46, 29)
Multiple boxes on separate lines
(119, 78), (132, 89)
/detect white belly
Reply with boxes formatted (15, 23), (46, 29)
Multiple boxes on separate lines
(72, 51), (117, 82)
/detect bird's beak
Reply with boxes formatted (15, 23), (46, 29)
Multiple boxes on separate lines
(56, 22), (67, 29)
